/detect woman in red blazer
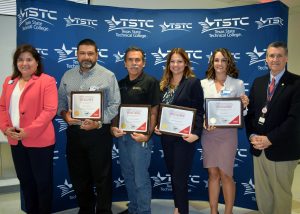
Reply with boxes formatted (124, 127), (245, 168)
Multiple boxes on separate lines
(0, 44), (58, 214)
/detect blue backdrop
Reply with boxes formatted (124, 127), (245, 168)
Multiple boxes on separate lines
(16, 0), (288, 212)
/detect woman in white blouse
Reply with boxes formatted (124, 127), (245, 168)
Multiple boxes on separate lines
(201, 48), (249, 214)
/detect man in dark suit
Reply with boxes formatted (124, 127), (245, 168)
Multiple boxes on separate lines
(245, 41), (300, 214)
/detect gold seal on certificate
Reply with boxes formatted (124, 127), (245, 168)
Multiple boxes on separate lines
(158, 104), (196, 136)
(71, 91), (103, 121)
(118, 105), (151, 134)
(205, 98), (243, 127)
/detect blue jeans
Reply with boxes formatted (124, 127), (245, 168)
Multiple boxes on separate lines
(118, 134), (153, 214)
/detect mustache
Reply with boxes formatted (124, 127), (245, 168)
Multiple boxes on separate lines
(80, 61), (93, 68)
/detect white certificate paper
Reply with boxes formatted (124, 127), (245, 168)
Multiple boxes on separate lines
(206, 98), (242, 127)
(119, 105), (150, 133)
(158, 104), (195, 136)
(71, 91), (102, 120)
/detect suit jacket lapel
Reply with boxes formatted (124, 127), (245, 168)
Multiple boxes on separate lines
(260, 75), (269, 102)
(172, 78), (187, 104)
(6, 78), (19, 103)
(268, 71), (289, 109)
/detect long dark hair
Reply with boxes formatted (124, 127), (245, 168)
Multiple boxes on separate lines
(12, 44), (43, 80)
(160, 48), (195, 91)
(205, 48), (239, 80)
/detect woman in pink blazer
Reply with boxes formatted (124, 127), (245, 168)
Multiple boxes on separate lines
(0, 44), (58, 214)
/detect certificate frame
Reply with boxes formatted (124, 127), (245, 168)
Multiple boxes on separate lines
(205, 98), (243, 128)
(118, 104), (151, 134)
(71, 91), (103, 121)
(157, 103), (196, 137)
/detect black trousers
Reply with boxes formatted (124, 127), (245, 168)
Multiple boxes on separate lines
(161, 136), (196, 214)
(11, 142), (54, 214)
(66, 125), (113, 214)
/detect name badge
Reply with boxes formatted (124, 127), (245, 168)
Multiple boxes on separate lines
(258, 116), (265, 125)
(221, 89), (231, 97)
(89, 85), (100, 91)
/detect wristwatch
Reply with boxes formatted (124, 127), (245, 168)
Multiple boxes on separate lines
(96, 121), (102, 129)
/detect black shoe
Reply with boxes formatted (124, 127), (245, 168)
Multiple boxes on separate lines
(118, 209), (130, 214)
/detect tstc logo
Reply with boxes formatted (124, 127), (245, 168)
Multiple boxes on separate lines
(35, 48), (49, 59)
(197, 148), (204, 161)
(55, 118), (68, 132)
(54, 44), (77, 63)
(105, 16), (154, 32)
(246, 46), (268, 71)
(255, 17), (284, 29)
(199, 17), (249, 33)
(234, 148), (248, 167)
(151, 172), (200, 191)
(64, 15), (98, 29)
(54, 44), (108, 68)
(105, 16), (154, 39)
(114, 177), (125, 188)
(17, 7), (57, 32)
(112, 144), (120, 163)
(244, 82), (250, 93)
(241, 178), (255, 201)
(150, 172), (172, 191)
(159, 21), (192, 32)
(151, 48), (169, 66)
(205, 51), (240, 63)
(53, 150), (59, 162)
(57, 179), (76, 199)
(198, 17), (249, 38)
(113, 51), (125, 63)
(151, 48), (202, 66)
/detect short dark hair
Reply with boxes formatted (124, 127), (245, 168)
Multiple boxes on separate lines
(267, 41), (288, 56)
(124, 46), (145, 62)
(77, 38), (98, 53)
(12, 44), (43, 80)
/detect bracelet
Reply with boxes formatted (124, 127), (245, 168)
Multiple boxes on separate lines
(96, 121), (102, 129)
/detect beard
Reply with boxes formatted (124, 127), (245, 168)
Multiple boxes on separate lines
(80, 60), (96, 70)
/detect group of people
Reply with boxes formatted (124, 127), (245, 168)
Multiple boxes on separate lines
(0, 39), (299, 214)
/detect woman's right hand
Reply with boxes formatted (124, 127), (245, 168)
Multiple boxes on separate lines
(154, 126), (162, 135)
(205, 125), (216, 131)
(64, 110), (82, 125)
(4, 127), (20, 140)
(203, 121), (216, 131)
(111, 126), (126, 138)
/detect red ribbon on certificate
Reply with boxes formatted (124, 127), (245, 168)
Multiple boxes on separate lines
(229, 115), (240, 124)
(179, 126), (191, 134)
(91, 108), (100, 117)
(136, 122), (147, 131)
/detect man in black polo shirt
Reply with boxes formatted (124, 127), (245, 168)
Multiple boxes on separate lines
(111, 46), (160, 214)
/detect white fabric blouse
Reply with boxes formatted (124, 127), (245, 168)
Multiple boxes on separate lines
(9, 81), (23, 128)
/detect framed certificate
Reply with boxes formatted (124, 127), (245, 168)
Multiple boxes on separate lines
(118, 104), (151, 134)
(71, 91), (103, 121)
(158, 104), (196, 136)
(205, 98), (243, 127)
